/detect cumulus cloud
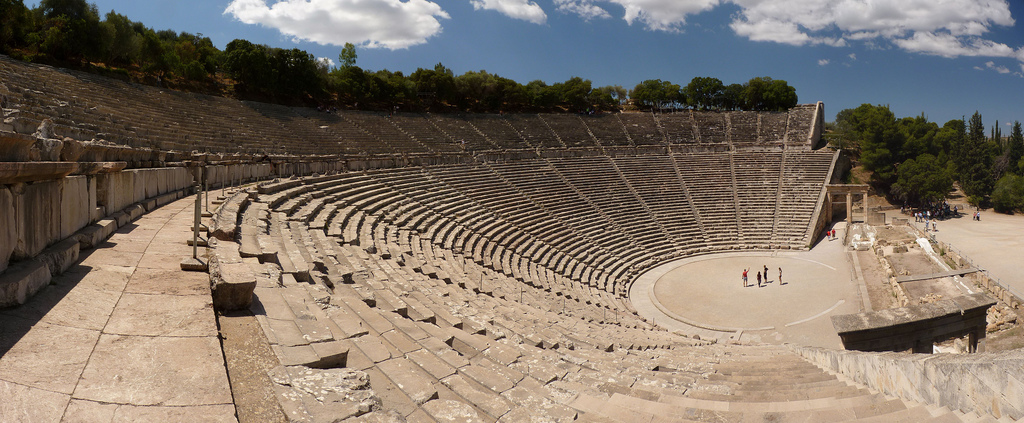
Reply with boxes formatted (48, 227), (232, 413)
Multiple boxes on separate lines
(562, 0), (1021, 62)
(555, 0), (612, 20)
(728, 0), (1018, 60)
(848, 53), (856, 60)
(603, 0), (720, 32)
(471, 0), (547, 24)
(818, 59), (830, 66)
(223, 0), (449, 50)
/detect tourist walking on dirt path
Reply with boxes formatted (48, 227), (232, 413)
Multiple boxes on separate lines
(764, 265), (768, 282)
(756, 271), (762, 287)
(779, 267), (783, 285)
(742, 268), (749, 287)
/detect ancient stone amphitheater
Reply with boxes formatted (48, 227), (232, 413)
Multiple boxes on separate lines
(1, 54), (1020, 422)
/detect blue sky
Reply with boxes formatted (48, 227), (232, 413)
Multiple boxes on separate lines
(26, 0), (1024, 127)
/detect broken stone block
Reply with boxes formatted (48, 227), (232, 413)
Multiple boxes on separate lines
(0, 260), (51, 308)
(211, 261), (257, 311)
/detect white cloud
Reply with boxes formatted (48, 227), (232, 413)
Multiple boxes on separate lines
(605, 0), (721, 32)
(223, 0), (449, 50)
(818, 59), (830, 66)
(317, 57), (335, 69)
(573, 0), (1020, 62)
(727, 0), (1018, 60)
(848, 53), (857, 60)
(471, 0), (547, 24)
(893, 32), (1015, 58)
(555, 0), (611, 20)
(985, 60), (1010, 73)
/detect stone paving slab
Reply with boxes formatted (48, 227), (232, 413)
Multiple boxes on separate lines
(124, 266), (211, 296)
(103, 293), (217, 337)
(63, 399), (238, 422)
(0, 195), (236, 422)
(0, 379), (71, 422)
(0, 323), (99, 394)
(73, 334), (231, 406)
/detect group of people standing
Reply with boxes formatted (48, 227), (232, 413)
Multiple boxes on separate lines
(742, 265), (783, 288)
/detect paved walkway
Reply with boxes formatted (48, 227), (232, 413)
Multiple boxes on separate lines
(0, 196), (235, 422)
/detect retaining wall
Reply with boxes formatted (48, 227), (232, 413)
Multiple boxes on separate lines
(796, 346), (1024, 420)
(0, 160), (333, 308)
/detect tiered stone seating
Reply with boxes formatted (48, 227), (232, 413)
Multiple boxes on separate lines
(733, 151), (782, 248)
(539, 114), (599, 148)
(12, 53), (949, 422)
(548, 156), (677, 262)
(760, 111), (789, 145)
(656, 112), (698, 145)
(3, 54), (828, 158)
(504, 114), (564, 148)
(617, 113), (665, 145)
(388, 113), (463, 153)
(786, 104), (818, 148)
(729, 111), (759, 146)
(198, 167), (984, 423)
(611, 155), (707, 253)
(674, 152), (740, 248)
(427, 114), (497, 151)
(341, 111), (432, 153)
(485, 159), (644, 293)
(579, 114), (632, 146)
(693, 111), (728, 145)
(774, 150), (837, 246)
(464, 114), (532, 150)
(294, 109), (396, 156)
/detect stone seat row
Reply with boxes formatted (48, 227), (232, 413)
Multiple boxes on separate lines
(4, 54), (826, 159)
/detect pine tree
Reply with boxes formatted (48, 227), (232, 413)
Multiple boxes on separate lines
(1009, 121), (1024, 174)
(955, 112), (994, 202)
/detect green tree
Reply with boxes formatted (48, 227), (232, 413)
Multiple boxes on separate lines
(840, 104), (904, 186)
(955, 112), (994, 202)
(684, 76), (723, 110)
(991, 174), (1024, 213)
(630, 79), (682, 110)
(0, 0), (34, 52)
(898, 114), (940, 160)
(1007, 121), (1024, 174)
(100, 11), (139, 65)
(338, 42), (356, 68)
(223, 39), (274, 93)
(720, 83), (744, 110)
(410, 63), (457, 106)
(744, 77), (798, 111)
(892, 154), (953, 205)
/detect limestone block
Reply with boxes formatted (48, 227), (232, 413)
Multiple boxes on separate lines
(13, 180), (61, 260)
(96, 171), (134, 215)
(0, 131), (36, 161)
(145, 169), (160, 199)
(129, 170), (145, 205)
(0, 260), (51, 308)
(87, 176), (99, 223)
(59, 137), (84, 161)
(211, 261), (257, 311)
(0, 186), (14, 273)
(60, 176), (91, 240)
(36, 237), (80, 276)
(29, 138), (63, 161)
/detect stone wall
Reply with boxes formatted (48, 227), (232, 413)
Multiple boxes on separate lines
(796, 346), (1024, 420)
(0, 160), (337, 307)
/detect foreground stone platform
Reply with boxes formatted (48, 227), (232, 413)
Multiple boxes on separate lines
(0, 196), (235, 422)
